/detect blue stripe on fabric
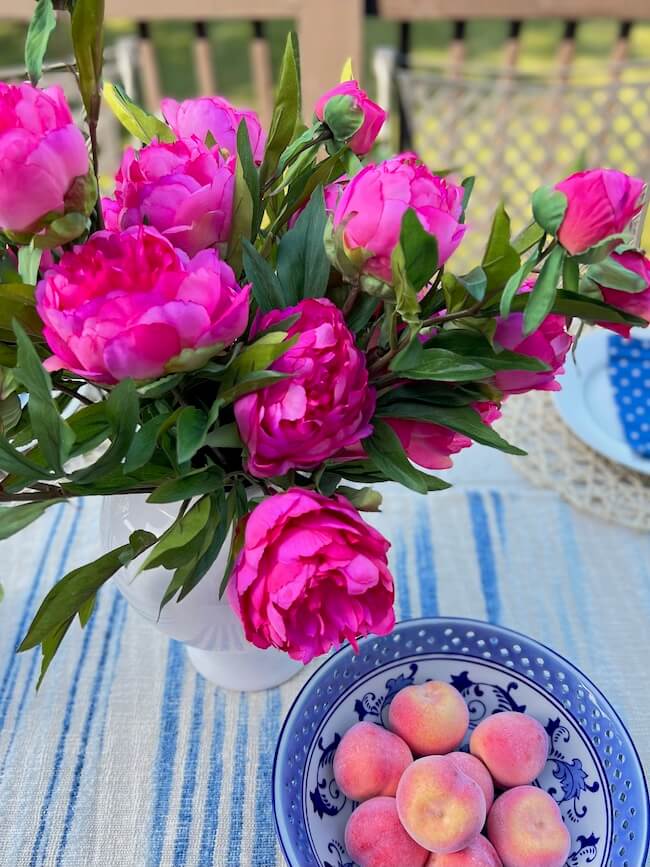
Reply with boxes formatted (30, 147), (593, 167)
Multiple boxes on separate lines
(28, 589), (100, 866)
(225, 694), (250, 865)
(556, 502), (597, 653)
(149, 640), (186, 866)
(0, 504), (66, 729)
(393, 530), (411, 620)
(172, 673), (206, 867)
(490, 490), (506, 545)
(54, 593), (127, 866)
(0, 503), (84, 775)
(415, 507), (438, 616)
(468, 491), (501, 624)
(198, 690), (227, 866)
(252, 689), (282, 866)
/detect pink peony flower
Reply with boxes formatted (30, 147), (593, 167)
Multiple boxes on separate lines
(555, 169), (645, 256)
(36, 227), (250, 383)
(333, 154), (467, 283)
(315, 80), (387, 155)
(162, 96), (266, 164)
(228, 488), (395, 662)
(493, 278), (573, 395)
(593, 249), (650, 336)
(235, 298), (376, 478)
(102, 137), (234, 257)
(0, 83), (89, 234)
(388, 402), (501, 470)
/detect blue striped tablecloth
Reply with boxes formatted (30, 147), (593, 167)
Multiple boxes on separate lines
(0, 448), (648, 866)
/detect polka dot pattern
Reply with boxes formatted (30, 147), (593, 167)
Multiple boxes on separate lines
(608, 335), (650, 459)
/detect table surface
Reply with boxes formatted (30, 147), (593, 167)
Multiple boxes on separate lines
(0, 446), (648, 867)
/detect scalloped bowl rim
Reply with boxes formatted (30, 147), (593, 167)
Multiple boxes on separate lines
(272, 615), (650, 867)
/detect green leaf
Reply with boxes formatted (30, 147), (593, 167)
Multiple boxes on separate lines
(70, 379), (139, 484)
(363, 421), (451, 494)
(172, 489), (230, 605)
(37, 619), (73, 689)
(0, 434), (50, 479)
(377, 402), (526, 456)
(137, 373), (183, 398)
(226, 123), (256, 276)
(238, 118), (261, 236)
(390, 334), (425, 372)
(562, 257), (580, 295)
(499, 249), (540, 318)
(586, 256), (649, 294)
(19, 529), (156, 652)
(176, 407), (209, 464)
(103, 82), (175, 144)
(0, 499), (64, 541)
(142, 497), (211, 571)
(400, 208), (439, 292)
(346, 294), (379, 332)
(78, 594), (96, 628)
(260, 32), (301, 188)
(0, 284), (42, 336)
(222, 332), (296, 386)
(147, 466), (225, 504)
(205, 422), (242, 449)
(574, 234), (628, 265)
(336, 485), (383, 511)
(13, 322), (74, 475)
(482, 204), (520, 291)
(17, 245), (42, 285)
(460, 176), (475, 223)
(523, 245), (565, 335)
(277, 188), (330, 304)
(398, 348), (494, 382)
(218, 370), (290, 405)
(25, 0), (57, 84)
(512, 222), (545, 255)
(458, 266), (487, 302)
(549, 291), (647, 327)
(71, 0), (104, 120)
(241, 238), (286, 312)
(124, 412), (172, 473)
(427, 330), (549, 372)
(531, 185), (567, 236)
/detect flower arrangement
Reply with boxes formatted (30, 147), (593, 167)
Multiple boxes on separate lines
(1, 4), (649, 686)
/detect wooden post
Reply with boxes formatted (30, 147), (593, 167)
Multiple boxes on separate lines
(298, 0), (364, 120)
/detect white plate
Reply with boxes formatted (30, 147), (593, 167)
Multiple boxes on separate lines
(554, 328), (650, 476)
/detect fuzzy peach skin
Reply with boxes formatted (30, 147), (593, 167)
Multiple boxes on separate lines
(448, 752), (495, 811)
(334, 722), (413, 801)
(469, 712), (549, 788)
(345, 797), (429, 867)
(396, 755), (486, 854)
(388, 681), (469, 756)
(487, 786), (571, 867)
(426, 834), (503, 866)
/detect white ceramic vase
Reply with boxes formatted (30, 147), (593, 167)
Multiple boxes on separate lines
(100, 494), (302, 691)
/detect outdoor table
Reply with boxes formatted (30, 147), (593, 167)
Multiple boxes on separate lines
(1, 445), (648, 866)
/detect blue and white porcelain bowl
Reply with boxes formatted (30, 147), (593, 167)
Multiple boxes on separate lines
(273, 618), (649, 867)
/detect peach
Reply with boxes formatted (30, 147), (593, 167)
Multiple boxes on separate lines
(388, 681), (469, 755)
(396, 755), (486, 854)
(448, 752), (495, 811)
(487, 786), (571, 867)
(469, 712), (549, 788)
(344, 797), (430, 867)
(426, 835), (503, 866)
(333, 721), (413, 801)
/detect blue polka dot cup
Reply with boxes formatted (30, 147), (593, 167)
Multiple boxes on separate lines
(273, 617), (649, 867)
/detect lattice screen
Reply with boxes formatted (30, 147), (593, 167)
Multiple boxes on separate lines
(398, 66), (650, 271)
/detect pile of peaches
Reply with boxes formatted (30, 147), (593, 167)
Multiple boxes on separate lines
(335, 680), (571, 867)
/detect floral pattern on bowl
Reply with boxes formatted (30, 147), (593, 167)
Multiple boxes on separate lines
(273, 618), (649, 867)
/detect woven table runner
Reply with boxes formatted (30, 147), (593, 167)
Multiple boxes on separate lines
(0, 471), (648, 866)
